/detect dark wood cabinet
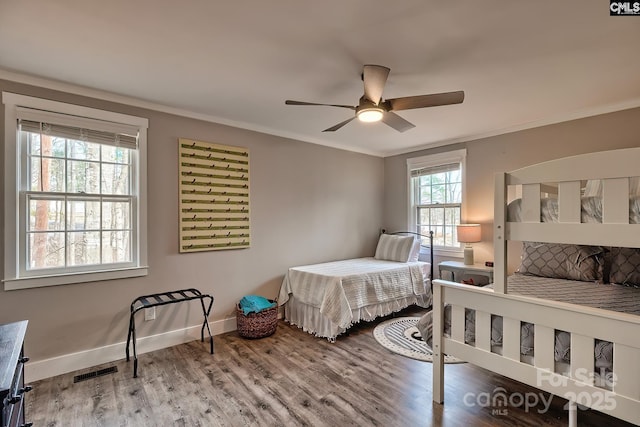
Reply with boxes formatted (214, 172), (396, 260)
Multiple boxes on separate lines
(0, 321), (31, 427)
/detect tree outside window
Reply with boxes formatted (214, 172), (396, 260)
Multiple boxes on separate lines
(3, 92), (148, 290)
(407, 149), (466, 254)
(413, 163), (462, 248)
(26, 132), (132, 270)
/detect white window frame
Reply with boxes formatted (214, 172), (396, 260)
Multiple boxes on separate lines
(407, 149), (467, 257)
(3, 92), (148, 290)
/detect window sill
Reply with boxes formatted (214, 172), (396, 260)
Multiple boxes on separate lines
(3, 266), (149, 290)
(420, 247), (464, 258)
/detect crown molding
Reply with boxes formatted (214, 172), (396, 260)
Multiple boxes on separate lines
(0, 68), (381, 157)
(381, 98), (640, 157)
(3, 68), (640, 159)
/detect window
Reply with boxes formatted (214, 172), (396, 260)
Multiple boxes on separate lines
(407, 149), (466, 254)
(3, 93), (148, 290)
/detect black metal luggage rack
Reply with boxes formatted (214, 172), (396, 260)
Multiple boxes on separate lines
(126, 288), (214, 377)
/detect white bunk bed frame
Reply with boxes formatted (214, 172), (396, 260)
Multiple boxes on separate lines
(432, 148), (640, 426)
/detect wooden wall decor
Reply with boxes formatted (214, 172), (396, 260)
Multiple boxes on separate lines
(178, 138), (250, 252)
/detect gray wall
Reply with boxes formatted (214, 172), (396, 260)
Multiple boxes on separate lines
(0, 79), (384, 362)
(3, 76), (639, 368)
(384, 107), (640, 274)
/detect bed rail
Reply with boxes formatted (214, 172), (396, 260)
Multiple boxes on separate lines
(387, 230), (434, 286)
(432, 279), (640, 425)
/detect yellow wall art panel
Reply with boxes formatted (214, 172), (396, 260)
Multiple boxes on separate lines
(178, 138), (250, 252)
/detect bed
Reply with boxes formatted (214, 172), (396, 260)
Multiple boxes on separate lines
(278, 232), (433, 341)
(428, 148), (640, 426)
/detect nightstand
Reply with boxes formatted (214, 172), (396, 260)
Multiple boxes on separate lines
(438, 260), (494, 285)
(1, 320), (30, 427)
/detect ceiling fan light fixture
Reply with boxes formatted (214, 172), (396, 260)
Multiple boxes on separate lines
(357, 106), (384, 123)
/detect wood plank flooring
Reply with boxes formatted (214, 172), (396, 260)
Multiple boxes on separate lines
(26, 307), (635, 426)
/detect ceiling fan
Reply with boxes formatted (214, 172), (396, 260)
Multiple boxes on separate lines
(285, 64), (464, 133)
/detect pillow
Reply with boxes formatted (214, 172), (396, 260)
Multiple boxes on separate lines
(608, 247), (640, 287)
(408, 238), (421, 262)
(517, 242), (604, 282)
(374, 234), (415, 262)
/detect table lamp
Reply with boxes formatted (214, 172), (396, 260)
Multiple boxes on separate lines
(457, 224), (481, 265)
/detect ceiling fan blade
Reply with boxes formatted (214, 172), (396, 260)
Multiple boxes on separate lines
(381, 112), (415, 133)
(285, 100), (356, 110)
(322, 117), (356, 132)
(386, 90), (465, 111)
(362, 65), (390, 105)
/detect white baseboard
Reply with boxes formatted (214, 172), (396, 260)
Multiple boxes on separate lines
(25, 316), (237, 383)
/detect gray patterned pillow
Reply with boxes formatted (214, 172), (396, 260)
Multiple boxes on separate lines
(517, 242), (604, 282)
(374, 234), (415, 262)
(609, 247), (640, 287)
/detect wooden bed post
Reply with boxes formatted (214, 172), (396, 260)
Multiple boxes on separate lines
(568, 400), (577, 427)
(494, 172), (507, 294)
(432, 281), (444, 403)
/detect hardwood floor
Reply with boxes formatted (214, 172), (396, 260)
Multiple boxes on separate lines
(26, 307), (635, 426)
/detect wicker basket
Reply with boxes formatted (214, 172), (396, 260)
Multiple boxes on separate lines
(236, 300), (278, 339)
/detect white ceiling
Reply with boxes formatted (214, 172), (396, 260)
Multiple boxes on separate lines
(1, 1), (639, 157)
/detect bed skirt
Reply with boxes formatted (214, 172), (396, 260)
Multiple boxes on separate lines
(284, 293), (432, 342)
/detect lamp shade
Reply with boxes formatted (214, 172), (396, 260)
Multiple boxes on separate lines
(457, 224), (481, 243)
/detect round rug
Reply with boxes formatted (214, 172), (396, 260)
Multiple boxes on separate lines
(373, 317), (464, 363)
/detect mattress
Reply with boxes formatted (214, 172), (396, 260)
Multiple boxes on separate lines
(497, 274), (640, 314)
(418, 274), (640, 371)
(279, 257), (431, 340)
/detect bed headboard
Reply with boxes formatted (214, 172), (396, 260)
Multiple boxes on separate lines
(387, 230), (434, 285)
(494, 147), (640, 293)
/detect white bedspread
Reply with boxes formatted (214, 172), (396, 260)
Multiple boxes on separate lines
(278, 257), (429, 330)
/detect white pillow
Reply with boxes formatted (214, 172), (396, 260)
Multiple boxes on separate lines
(408, 238), (421, 262)
(374, 234), (415, 262)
